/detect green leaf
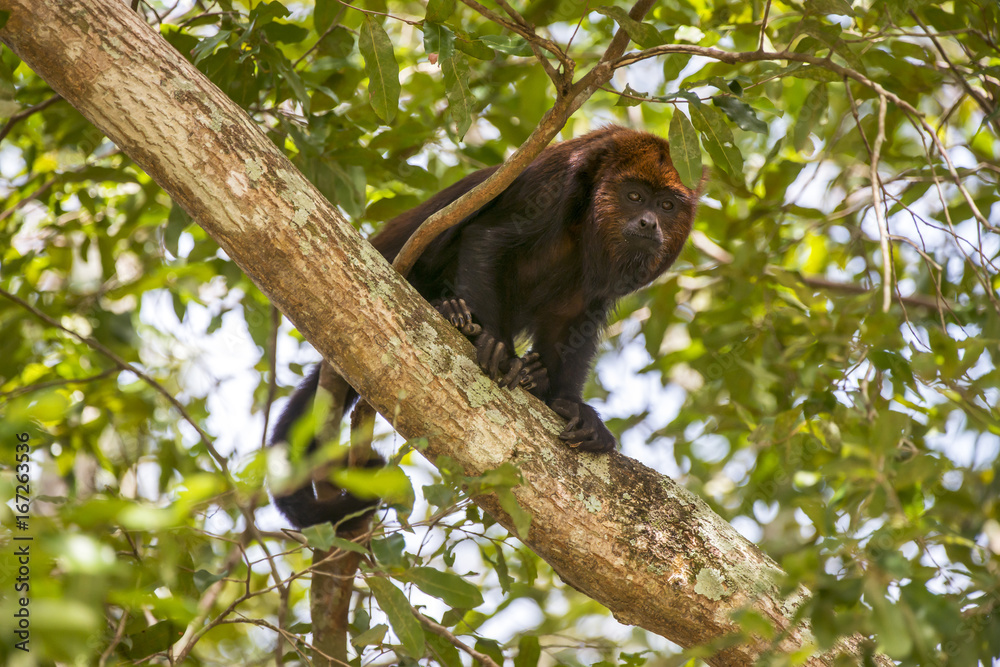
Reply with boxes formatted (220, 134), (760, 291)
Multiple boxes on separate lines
(475, 638), (505, 665)
(333, 464), (413, 504)
(427, 634), (463, 667)
(314, 0), (339, 34)
(401, 567), (484, 609)
(689, 102), (743, 179)
(163, 204), (192, 258)
(478, 34), (533, 56)
(668, 110), (702, 190)
(422, 483), (457, 507)
(712, 95), (768, 134)
(262, 22), (309, 44)
(126, 621), (181, 660)
(191, 30), (231, 65)
(805, 0), (855, 16)
(371, 533), (407, 568)
(367, 578), (425, 658)
(595, 6), (662, 47)
(273, 54), (310, 114)
(423, 22), (455, 60)
(514, 635), (541, 667)
(442, 53), (473, 139)
(615, 83), (646, 107)
(493, 544), (511, 594)
(249, 0), (290, 24)
(193, 569), (225, 592)
(496, 488), (532, 539)
(425, 0), (456, 23)
(792, 83), (828, 151)
(455, 36), (496, 60)
(329, 535), (370, 555)
(317, 25), (355, 59)
(359, 17), (400, 123)
(351, 623), (388, 647)
(301, 523), (336, 550)
(663, 54), (691, 83)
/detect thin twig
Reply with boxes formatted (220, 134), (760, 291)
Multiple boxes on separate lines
(0, 94), (63, 143)
(1, 368), (117, 402)
(413, 609), (501, 667)
(456, 0), (567, 84)
(757, 0), (772, 52)
(909, 10), (1000, 135)
(611, 42), (998, 236)
(0, 287), (290, 598)
(869, 94), (891, 312)
(294, 4), (348, 67)
(334, 0), (421, 27)
(0, 286), (219, 454)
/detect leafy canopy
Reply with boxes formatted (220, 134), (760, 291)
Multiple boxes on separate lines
(1, 0), (998, 665)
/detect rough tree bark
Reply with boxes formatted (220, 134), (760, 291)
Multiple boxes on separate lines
(0, 1), (886, 664)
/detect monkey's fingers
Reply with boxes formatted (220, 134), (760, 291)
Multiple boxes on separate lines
(550, 398), (580, 425)
(518, 352), (549, 396)
(572, 433), (617, 453)
(559, 426), (594, 448)
(434, 298), (481, 336)
(475, 333), (506, 379)
(499, 356), (524, 389)
(550, 399), (616, 453)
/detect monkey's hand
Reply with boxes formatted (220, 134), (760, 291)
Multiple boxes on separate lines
(434, 299), (537, 392)
(474, 330), (525, 389)
(518, 351), (549, 397)
(549, 399), (617, 453)
(434, 298), (482, 337)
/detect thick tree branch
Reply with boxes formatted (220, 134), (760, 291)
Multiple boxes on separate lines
(0, 1), (887, 664)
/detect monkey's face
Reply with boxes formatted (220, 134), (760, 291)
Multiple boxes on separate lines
(617, 180), (680, 254)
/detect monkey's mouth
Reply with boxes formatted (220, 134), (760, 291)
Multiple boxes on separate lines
(622, 230), (662, 253)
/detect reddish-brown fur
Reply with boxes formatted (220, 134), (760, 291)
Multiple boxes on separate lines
(271, 126), (701, 526)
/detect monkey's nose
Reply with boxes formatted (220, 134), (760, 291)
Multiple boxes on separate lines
(625, 215), (663, 249)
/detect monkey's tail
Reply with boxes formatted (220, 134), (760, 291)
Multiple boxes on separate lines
(269, 364), (381, 529)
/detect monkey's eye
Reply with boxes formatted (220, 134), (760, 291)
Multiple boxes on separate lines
(660, 200), (674, 211)
(627, 191), (642, 202)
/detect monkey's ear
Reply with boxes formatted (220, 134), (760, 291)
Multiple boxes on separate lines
(696, 165), (711, 196)
(566, 133), (619, 185)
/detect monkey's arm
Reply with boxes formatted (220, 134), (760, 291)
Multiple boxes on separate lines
(533, 310), (617, 453)
(440, 226), (537, 389)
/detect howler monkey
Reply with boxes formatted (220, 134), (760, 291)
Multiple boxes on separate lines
(270, 125), (700, 529)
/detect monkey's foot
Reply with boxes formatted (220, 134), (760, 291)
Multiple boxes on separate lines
(434, 298), (482, 337)
(517, 351), (549, 397)
(550, 399), (617, 453)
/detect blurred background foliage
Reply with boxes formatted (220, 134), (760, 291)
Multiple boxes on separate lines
(0, 0), (998, 665)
